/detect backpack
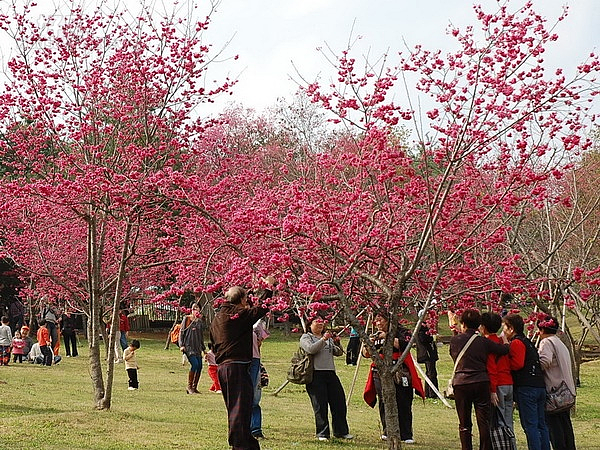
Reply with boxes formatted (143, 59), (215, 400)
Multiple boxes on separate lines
(170, 324), (182, 344)
(286, 346), (314, 385)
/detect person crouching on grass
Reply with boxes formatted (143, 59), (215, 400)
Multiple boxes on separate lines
(124, 340), (140, 390)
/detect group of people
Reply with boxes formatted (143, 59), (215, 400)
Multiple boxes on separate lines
(0, 315), (64, 366)
(450, 309), (576, 450)
(297, 310), (428, 445)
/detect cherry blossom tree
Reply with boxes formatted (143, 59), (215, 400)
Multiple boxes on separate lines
(155, 3), (598, 448)
(0, 0), (233, 409)
(506, 142), (600, 375)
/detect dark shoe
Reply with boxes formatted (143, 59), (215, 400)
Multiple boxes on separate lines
(252, 432), (265, 439)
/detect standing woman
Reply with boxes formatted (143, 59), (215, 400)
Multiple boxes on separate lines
(503, 313), (550, 450)
(537, 315), (576, 450)
(449, 309), (509, 450)
(363, 312), (424, 443)
(179, 302), (205, 394)
(300, 317), (353, 442)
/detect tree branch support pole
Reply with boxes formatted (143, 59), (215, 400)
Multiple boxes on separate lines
(412, 359), (453, 408)
(346, 312), (372, 407)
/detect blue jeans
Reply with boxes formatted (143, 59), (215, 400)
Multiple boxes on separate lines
(514, 386), (550, 450)
(119, 332), (128, 350)
(187, 354), (202, 373)
(249, 357), (262, 435)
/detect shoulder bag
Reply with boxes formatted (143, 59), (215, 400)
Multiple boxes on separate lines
(445, 333), (478, 399)
(544, 338), (575, 414)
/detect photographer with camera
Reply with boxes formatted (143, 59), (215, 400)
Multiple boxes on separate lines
(299, 317), (354, 442)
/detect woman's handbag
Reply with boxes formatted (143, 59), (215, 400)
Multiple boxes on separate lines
(544, 338), (576, 414)
(490, 407), (517, 450)
(445, 333), (478, 399)
(546, 380), (575, 414)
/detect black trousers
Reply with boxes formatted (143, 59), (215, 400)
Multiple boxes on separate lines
(218, 362), (260, 450)
(424, 360), (438, 398)
(40, 345), (53, 366)
(305, 370), (350, 439)
(546, 411), (576, 450)
(62, 331), (78, 357)
(454, 381), (492, 450)
(345, 337), (360, 365)
(373, 371), (414, 440)
(127, 368), (139, 388)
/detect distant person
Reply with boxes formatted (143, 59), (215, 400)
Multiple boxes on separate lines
(8, 298), (25, 334)
(210, 286), (269, 450)
(41, 303), (59, 355)
(119, 309), (130, 350)
(0, 316), (13, 365)
(36, 319), (53, 366)
(59, 311), (79, 357)
(205, 343), (221, 393)
(345, 327), (360, 366)
(106, 316), (123, 363)
(301, 316), (353, 442)
(20, 326), (34, 359)
(480, 312), (514, 431)
(11, 330), (27, 363)
(124, 339), (141, 390)
(416, 309), (439, 399)
(503, 313), (550, 450)
(537, 315), (576, 450)
(178, 302), (205, 394)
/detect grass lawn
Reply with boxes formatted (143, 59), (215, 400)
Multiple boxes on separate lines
(1, 329), (599, 449)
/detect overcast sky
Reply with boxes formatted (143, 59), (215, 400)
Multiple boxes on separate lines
(198, 0), (599, 113)
(1, 0), (598, 115)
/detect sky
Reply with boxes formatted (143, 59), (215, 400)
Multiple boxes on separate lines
(0, 0), (598, 115)
(197, 0), (599, 113)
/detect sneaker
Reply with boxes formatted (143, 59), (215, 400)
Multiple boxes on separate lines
(252, 432), (265, 439)
(127, 387), (137, 391)
(317, 437), (329, 441)
(381, 435), (388, 441)
(215, 390), (222, 394)
(403, 439), (415, 444)
(339, 434), (354, 440)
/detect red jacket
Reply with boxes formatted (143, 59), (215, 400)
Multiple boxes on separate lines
(119, 313), (130, 333)
(485, 334), (513, 392)
(363, 352), (425, 407)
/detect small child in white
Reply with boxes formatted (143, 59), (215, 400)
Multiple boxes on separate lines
(123, 339), (140, 390)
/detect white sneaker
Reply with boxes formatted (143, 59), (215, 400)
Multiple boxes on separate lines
(404, 439), (415, 444)
(381, 435), (388, 441)
(317, 437), (329, 441)
(127, 387), (136, 391)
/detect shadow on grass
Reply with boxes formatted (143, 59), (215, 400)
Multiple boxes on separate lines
(0, 403), (64, 418)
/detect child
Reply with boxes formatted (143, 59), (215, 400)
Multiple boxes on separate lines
(205, 343), (221, 393)
(0, 316), (12, 365)
(36, 319), (53, 366)
(123, 339), (140, 390)
(12, 330), (26, 363)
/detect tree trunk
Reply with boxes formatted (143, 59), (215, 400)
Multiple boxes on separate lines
(99, 222), (133, 410)
(380, 370), (403, 450)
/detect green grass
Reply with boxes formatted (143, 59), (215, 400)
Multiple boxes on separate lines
(1, 330), (599, 449)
